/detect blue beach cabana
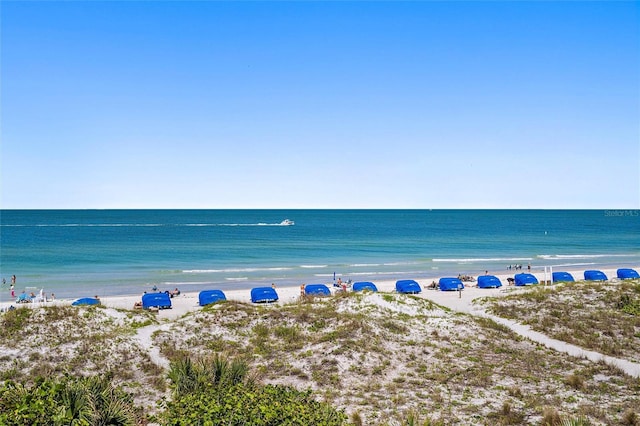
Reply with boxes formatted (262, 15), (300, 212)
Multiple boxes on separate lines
(251, 287), (279, 303)
(396, 280), (421, 294)
(617, 268), (640, 280)
(514, 273), (538, 286)
(352, 281), (378, 292)
(199, 290), (227, 306)
(142, 292), (172, 310)
(584, 270), (608, 281)
(71, 297), (100, 306)
(439, 277), (464, 291)
(304, 284), (331, 297)
(477, 275), (502, 288)
(552, 272), (575, 283)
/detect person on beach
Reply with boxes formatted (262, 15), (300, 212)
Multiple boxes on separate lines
(300, 284), (305, 297)
(271, 283), (276, 289)
(10, 284), (15, 298)
(11, 275), (16, 285)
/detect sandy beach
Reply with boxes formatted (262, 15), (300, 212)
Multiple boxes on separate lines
(1, 267), (628, 320)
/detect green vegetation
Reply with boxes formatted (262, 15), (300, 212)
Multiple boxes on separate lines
(485, 279), (640, 362)
(1, 289), (639, 424)
(0, 374), (142, 426)
(157, 355), (348, 425)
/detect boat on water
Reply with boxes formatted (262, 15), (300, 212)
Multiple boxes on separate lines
(280, 219), (295, 226)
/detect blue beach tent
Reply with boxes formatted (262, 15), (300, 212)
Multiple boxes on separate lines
(199, 290), (227, 306)
(617, 268), (640, 280)
(251, 287), (279, 303)
(552, 272), (575, 283)
(584, 270), (608, 281)
(439, 277), (464, 291)
(142, 292), (172, 310)
(352, 281), (378, 292)
(477, 275), (502, 289)
(71, 297), (100, 306)
(514, 273), (539, 286)
(396, 280), (421, 294)
(304, 284), (331, 297)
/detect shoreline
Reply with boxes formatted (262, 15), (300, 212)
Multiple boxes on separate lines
(1, 266), (635, 320)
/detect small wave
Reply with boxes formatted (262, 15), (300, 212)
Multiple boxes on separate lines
(225, 277), (248, 281)
(183, 267), (292, 274)
(433, 257), (533, 263)
(537, 254), (636, 260)
(300, 265), (328, 269)
(552, 262), (597, 267)
(350, 263), (382, 267)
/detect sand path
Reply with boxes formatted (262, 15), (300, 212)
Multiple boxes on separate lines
(413, 284), (640, 379)
(134, 324), (171, 369)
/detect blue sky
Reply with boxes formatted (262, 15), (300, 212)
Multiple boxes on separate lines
(1, 1), (638, 209)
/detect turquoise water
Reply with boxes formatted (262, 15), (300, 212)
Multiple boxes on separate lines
(1, 209), (638, 298)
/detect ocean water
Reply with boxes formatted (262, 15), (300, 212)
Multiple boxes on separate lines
(0, 209), (638, 299)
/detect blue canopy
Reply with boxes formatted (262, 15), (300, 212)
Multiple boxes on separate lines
(396, 280), (421, 294)
(552, 272), (575, 283)
(199, 290), (227, 306)
(617, 268), (640, 280)
(514, 273), (538, 286)
(439, 277), (464, 291)
(251, 287), (279, 303)
(477, 275), (502, 288)
(352, 281), (378, 292)
(72, 297), (100, 306)
(142, 292), (172, 309)
(584, 270), (607, 281)
(304, 284), (331, 297)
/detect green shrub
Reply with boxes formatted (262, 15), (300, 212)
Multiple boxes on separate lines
(159, 382), (347, 425)
(160, 355), (347, 425)
(0, 375), (142, 425)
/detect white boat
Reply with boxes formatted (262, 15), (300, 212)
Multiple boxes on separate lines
(280, 219), (295, 226)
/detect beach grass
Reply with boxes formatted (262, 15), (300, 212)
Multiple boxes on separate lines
(1, 287), (639, 424)
(483, 279), (640, 363)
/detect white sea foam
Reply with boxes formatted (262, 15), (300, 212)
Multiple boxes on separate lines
(183, 267), (292, 274)
(433, 257), (533, 263)
(300, 265), (328, 269)
(537, 254), (636, 260)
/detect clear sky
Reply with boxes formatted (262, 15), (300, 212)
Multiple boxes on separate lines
(1, 1), (638, 209)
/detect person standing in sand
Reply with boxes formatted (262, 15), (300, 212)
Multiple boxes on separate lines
(10, 284), (15, 298)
